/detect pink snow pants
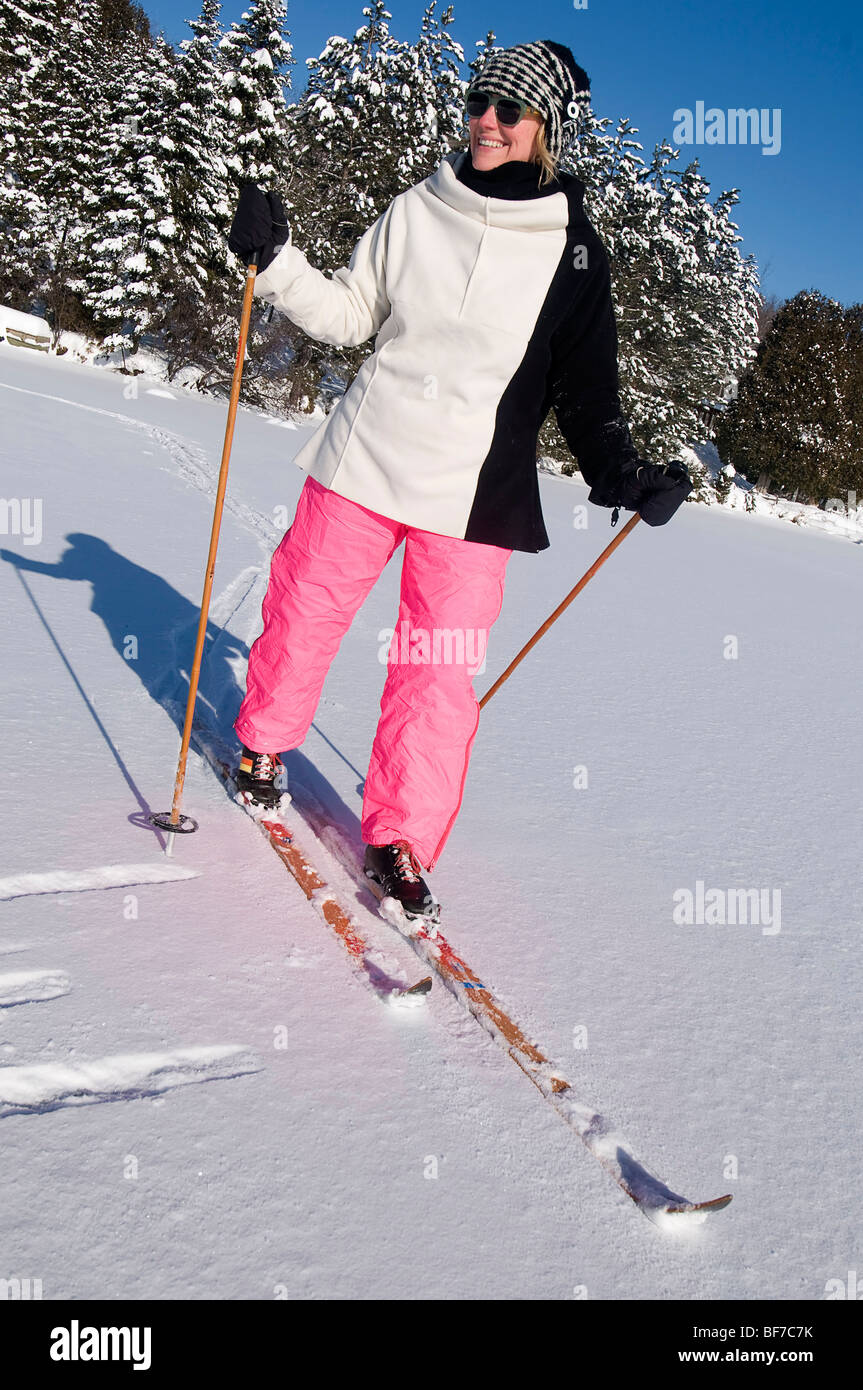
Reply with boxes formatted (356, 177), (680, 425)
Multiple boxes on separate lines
(234, 476), (511, 869)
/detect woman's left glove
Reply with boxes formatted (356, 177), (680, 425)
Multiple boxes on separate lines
(613, 459), (693, 526)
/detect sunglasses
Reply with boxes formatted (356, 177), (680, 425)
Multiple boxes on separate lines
(465, 90), (544, 127)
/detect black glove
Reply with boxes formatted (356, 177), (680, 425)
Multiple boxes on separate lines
(590, 459), (693, 526)
(228, 185), (290, 274)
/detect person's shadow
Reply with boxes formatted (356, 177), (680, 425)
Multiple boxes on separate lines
(1, 533), (367, 845)
(2, 532), (248, 731)
(1, 534), (252, 835)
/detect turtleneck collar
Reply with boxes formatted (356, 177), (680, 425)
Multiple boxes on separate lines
(453, 148), (562, 201)
(425, 152), (574, 233)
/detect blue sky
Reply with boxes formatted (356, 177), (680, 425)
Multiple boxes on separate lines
(142, 0), (861, 306)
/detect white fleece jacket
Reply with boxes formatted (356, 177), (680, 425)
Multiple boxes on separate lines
(253, 150), (636, 552)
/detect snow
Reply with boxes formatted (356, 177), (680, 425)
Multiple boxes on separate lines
(0, 970), (71, 1007)
(0, 344), (860, 1299)
(0, 863), (201, 902)
(0, 1047), (259, 1117)
(0, 305), (50, 340)
(685, 441), (863, 541)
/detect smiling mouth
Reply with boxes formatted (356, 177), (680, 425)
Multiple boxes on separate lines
(477, 138), (505, 149)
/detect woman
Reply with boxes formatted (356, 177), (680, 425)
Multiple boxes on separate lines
(227, 39), (691, 922)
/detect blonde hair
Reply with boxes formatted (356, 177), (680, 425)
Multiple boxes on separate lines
(532, 122), (558, 188)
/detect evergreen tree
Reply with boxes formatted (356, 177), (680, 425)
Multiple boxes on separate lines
(715, 291), (863, 503)
(389, 2), (465, 184)
(154, 0), (238, 375)
(280, 3), (421, 403)
(218, 0), (293, 187)
(0, 0), (166, 345)
(0, 0), (54, 308)
(0, 0), (126, 331)
(77, 27), (176, 352)
(287, 2), (418, 242)
(467, 29), (502, 84)
(836, 304), (863, 502)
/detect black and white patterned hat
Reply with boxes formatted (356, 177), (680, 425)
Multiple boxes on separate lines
(471, 39), (590, 162)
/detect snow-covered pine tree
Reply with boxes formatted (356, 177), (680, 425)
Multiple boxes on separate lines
(154, 0), (238, 377)
(388, 2), (465, 185)
(46, 1), (157, 343)
(0, 0), (54, 309)
(279, 2), (424, 405)
(77, 25), (177, 354)
(835, 303), (863, 503)
(578, 120), (671, 455)
(0, 0), (122, 334)
(638, 148), (759, 465)
(287, 1), (420, 243)
(215, 0), (295, 401)
(714, 462), (734, 502)
(467, 28), (502, 85)
(218, 0), (293, 188)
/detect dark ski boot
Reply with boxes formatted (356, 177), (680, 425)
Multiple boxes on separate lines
(235, 746), (285, 809)
(364, 841), (440, 923)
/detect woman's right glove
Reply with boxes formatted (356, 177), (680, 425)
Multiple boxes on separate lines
(228, 185), (290, 274)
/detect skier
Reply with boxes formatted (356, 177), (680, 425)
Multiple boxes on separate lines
(227, 38), (692, 921)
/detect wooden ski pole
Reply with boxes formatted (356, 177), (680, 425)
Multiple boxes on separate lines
(479, 512), (641, 710)
(150, 253), (259, 854)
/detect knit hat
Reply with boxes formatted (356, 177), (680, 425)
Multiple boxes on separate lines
(470, 40), (590, 163)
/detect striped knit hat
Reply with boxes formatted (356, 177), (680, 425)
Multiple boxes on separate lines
(471, 40), (590, 163)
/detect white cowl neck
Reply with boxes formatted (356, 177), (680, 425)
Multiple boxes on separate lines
(426, 151), (572, 234)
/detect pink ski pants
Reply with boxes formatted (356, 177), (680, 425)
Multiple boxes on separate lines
(234, 476), (511, 869)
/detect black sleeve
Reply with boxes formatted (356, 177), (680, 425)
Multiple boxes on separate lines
(546, 234), (642, 504)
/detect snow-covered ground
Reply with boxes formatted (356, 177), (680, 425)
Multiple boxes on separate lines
(1, 343), (860, 1300)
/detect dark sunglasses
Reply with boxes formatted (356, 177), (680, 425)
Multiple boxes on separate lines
(465, 89), (544, 127)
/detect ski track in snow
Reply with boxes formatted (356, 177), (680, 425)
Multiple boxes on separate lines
(0, 969), (71, 1008)
(0, 1045), (261, 1118)
(0, 381), (281, 549)
(163, 564), (268, 720)
(0, 862), (201, 901)
(207, 564), (266, 641)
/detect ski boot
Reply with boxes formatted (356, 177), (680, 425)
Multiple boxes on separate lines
(364, 841), (440, 928)
(235, 746), (286, 809)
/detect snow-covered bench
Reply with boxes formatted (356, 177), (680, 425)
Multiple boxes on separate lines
(0, 306), (51, 352)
